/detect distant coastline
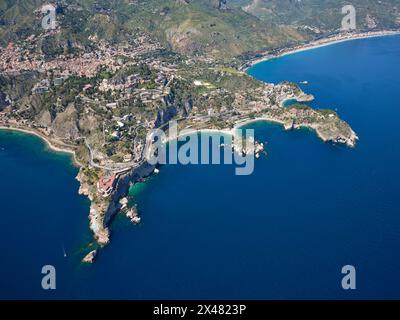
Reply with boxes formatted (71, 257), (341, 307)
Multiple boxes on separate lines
(241, 30), (400, 71)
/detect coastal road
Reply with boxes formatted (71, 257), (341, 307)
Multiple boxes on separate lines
(84, 138), (142, 173)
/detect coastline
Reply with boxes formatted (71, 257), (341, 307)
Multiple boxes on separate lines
(159, 112), (356, 149)
(0, 125), (81, 166)
(2, 24), (400, 298)
(162, 128), (235, 144)
(234, 116), (358, 147)
(0, 30), (382, 252)
(242, 30), (400, 71)
(2, 30), (388, 163)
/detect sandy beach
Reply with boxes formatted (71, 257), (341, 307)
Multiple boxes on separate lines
(0, 125), (81, 166)
(161, 127), (235, 144)
(242, 30), (400, 70)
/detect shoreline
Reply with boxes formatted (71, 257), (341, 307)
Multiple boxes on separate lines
(242, 30), (400, 71)
(162, 128), (235, 144)
(168, 115), (357, 148)
(0, 125), (81, 166)
(0, 31), (375, 250)
(233, 116), (358, 146)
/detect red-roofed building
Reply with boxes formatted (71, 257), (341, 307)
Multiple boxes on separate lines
(97, 175), (116, 197)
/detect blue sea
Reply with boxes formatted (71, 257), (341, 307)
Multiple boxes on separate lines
(1, 35), (400, 299)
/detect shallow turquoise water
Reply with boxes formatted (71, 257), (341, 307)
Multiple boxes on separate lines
(1, 35), (400, 299)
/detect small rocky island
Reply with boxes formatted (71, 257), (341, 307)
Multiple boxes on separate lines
(82, 250), (97, 264)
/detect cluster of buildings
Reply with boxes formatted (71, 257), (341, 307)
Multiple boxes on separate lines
(31, 78), (65, 94)
(0, 33), (162, 79)
(97, 68), (175, 104)
(0, 41), (107, 77)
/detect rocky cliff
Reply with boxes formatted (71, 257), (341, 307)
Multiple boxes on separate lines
(103, 162), (156, 228)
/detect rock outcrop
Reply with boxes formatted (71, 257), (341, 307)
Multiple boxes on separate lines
(82, 250), (97, 264)
(36, 110), (53, 128)
(103, 162), (155, 228)
(52, 104), (80, 141)
(0, 91), (6, 111)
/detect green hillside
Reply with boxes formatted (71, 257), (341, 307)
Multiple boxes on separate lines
(0, 0), (303, 58)
(1, 0), (399, 58)
(233, 0), (400, 35)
